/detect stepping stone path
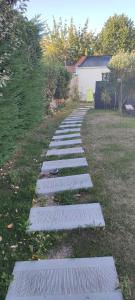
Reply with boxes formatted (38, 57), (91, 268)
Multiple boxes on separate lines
(28, 203), (105, 232)
(41, 157), (88, 172)
(46, 146), (84, 156)
(36, 174), (93, 195)
(49, 138), (82, 147)
(6, 106), (123, 300)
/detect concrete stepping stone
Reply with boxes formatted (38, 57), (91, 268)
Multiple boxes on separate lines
(64, 118), (83, 121)
(6, 257), (123, 300)
(46, 146), (84, 156)
(65, 115), (84, 118)
(77, 110), (88, 112)
(52, 133), (81, 140)
(69, 115), (85, 118)
(59, 124), (81, 128)
(49, 139), (82, 148)
(71, 112), (86, 114)
(41, 157), (88, 172)
(70, 111), (86, 113)
(79, 107), (88, 109)
(28, 203), (105, 232)
(55, 128), (80, 134)
(62, 120), (83, 124)
(36, 173), (93, 195)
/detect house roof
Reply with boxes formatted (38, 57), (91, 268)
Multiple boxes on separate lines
(66, 56), (87, 74)
(78, 55), (112, 68)
(75, 56), (87, 67)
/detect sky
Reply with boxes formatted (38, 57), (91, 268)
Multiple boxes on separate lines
(26, 0), (135, 33)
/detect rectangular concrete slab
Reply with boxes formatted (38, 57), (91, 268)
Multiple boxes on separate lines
(70, 112), (86, 115)
(49, 139), (82, 148)
(64, 119), (83, 121)
(59, 124), (81, 128)
(46, 147), (84, 156)
(52, 133), (81, 140)
(36, 173), (93, 195)
(70, 112), (86, 114)
(55, 128), (80, 134)
(68, 115), (85, 118)
(28, 203), (105, 232)
(68, 114), (84, 117)
(79, 107), (89, 109)
(41, 157), (88, 172)
(6, 257), (122, 300)
(65, 116), (84, 119)
(6, 291), (123, 300)
(62, 120), (83, 124)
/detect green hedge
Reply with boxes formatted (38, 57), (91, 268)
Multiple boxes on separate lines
(0, 59), (44, 165)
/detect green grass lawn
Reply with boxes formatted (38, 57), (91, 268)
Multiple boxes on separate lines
(53, 110), (135, 300)
(1, 105), (135, 299)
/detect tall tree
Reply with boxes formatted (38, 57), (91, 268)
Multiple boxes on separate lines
(108, 51), (135, 111)
(40, 18), (95, 64)
(0, 0), (28, 89)
(95, 14), (135, 55)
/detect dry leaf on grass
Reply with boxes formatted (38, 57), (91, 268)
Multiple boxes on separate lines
(7, 223), (14, 229)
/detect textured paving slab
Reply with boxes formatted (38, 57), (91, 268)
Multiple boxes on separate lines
(36, 173), (92, 195)
(77, 110), (88, 113)
(52, 133), (81, 140)
(28, 203), (105, 232)
(55, 128), (80, 134)
(69, 112), (85, 115)
(41, 157), (88, 172)
(64, 118), (83, 122)
(69, 115), (85, 118)
(70, 112), (86, 115)
(6, 257), (122, 300)
(6, 291), (123, 300)
(62, 120), (83, 124)
(79, 107), (89, 109)
(46, 146), (84, 156)
(70, 111), (86, 113)
(49, 139), (82, 148)
(59, 124), (81, 128)
(65, 116), (84, 119)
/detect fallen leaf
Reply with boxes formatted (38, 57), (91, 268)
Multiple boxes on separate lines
(10, 245), (18, 249)
(7, 223), (14, 229)
(0, 236), (2, 241)
(32, 255), (39, 260)
(74, 193), (81, 197)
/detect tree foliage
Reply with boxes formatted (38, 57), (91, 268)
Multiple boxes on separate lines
(108, 51), (135, 110)
(96, 14), (135, 55)
(42, 60), (71, 112)
(40, 18), (95, 64)
(0, 0), (29, 88)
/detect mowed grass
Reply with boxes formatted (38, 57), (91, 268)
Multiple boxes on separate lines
(0, 101), (78, 299)
(64, 111), (135, 300)
(48, 110), (135, 300)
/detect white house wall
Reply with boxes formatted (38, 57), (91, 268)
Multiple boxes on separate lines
(77, 67), (110, 101)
